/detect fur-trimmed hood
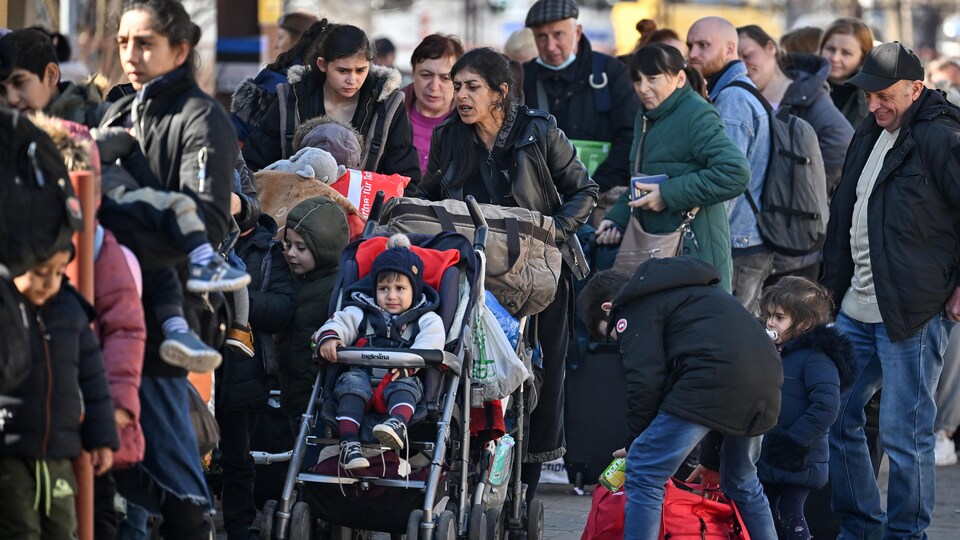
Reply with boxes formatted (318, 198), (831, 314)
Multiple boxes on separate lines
(780, 324), (855, 388)
(231, 67), (287, 125)
(285, 63), (403, 103)
(45, 76), (110, 127)
(29, 112), (100, 175)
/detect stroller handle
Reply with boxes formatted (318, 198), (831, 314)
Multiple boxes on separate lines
(334, 347), (461, 375)
(361, 190), (387, 237)
(465, 195), (488, 252)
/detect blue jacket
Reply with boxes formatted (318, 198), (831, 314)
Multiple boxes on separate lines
(708, 61), (770, 249)
(758, 325), (852, 489)
(231, 67), (288, 144)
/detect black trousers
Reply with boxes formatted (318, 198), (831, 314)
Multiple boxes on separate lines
(215, 408), (259, 534)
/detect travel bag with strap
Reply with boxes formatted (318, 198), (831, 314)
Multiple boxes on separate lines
(376, 197), (562, 318)
(725, 81), (829, 256)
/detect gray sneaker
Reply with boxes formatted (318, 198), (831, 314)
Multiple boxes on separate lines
(160, 330), (222, 373)
(186, 259), (251, 293)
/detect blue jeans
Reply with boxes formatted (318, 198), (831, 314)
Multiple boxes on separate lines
(623, 411), (778, 540)
(830, 311), (947, 539)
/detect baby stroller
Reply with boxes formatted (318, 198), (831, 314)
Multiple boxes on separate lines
(257, 195), (543, 540)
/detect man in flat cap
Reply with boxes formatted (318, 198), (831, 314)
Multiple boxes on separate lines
(522, 0), (639, 193)
(821, 41), (960, 539)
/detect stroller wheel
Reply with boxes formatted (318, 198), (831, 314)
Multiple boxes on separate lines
(259, 499), (278, 540)
(484, 508), (502, 540)
(468, 504), (487, 540)
(436, 510), (457, 540)
(290, 501), (314, 540)
(406, 509), (424, 539)
(525, 500), (544, 540)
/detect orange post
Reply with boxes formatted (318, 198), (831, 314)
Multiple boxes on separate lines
(67, 169), (97, 540)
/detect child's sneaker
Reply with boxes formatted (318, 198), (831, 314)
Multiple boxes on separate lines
(226, 324), (255, 357)
(373, 417), (408, 450)
(186, 259), (251, 293)
(339, 440), (369, 470)
(935, 429), (957, 466)
(160, 330), (222, 373)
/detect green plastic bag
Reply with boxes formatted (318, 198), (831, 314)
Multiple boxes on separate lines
(570, 139), (611, 176)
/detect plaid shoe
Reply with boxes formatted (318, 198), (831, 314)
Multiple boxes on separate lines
(186, 259), (251, 293)
(373, 417), (408, 450)
(339, 440), (370, 470)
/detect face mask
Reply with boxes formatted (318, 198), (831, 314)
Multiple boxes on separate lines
(536, 53), (577, 71)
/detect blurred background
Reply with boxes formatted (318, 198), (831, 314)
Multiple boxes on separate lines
(5, 0), (960, 103)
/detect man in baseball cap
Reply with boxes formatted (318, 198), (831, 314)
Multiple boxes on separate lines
(823, 39), (960, 539)
(521, 0), (639, 193)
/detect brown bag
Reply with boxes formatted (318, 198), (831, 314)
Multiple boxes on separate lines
(187, 384), (220, 457)
(612, 210), (698, 274)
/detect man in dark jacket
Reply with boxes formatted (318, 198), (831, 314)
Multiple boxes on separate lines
(580, 258), (781, 539)
(522, 0), (639, 192)
(821, 42), (960, 540)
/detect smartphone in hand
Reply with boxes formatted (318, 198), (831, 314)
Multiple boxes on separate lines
(631, 174), (668, 201)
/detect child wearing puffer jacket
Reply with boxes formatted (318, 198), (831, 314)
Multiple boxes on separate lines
(759, 276), (854, 540)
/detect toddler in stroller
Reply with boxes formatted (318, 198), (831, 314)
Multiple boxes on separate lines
(314, 233), (446, 470)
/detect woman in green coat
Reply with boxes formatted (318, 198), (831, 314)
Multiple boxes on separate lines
(596, 43), (749, 291)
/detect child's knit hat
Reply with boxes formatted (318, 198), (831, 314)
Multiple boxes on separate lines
(371, 234), (424, 300)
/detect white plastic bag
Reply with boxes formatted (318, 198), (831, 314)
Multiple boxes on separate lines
(471, 296), (531, 401)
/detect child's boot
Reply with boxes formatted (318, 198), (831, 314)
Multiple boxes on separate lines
(373, 417), (408, 450)
(339, 440), (369, 470)
(160, 329), (222, 373)
(226, 324), (255, 357)
(186, 259), (251, 293)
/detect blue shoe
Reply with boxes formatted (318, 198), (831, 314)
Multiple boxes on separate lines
(339, 440), (370, 470)
(373, 417), (408, 450)
(160, 330), (222, 373)
(186, 259), (251, 293)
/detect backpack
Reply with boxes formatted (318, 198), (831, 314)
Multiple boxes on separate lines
(726, 81), (829, 256)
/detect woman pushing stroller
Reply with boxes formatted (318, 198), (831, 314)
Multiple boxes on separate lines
(313, 233), (445, 470)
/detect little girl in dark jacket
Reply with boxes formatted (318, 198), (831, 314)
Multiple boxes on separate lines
(759, 276), (853, 540)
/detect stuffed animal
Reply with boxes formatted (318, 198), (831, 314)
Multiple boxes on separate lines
(262, 147), (346, 184)
(254, 169), (364, 239)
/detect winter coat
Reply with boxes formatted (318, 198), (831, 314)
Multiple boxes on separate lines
(604, 84), (750, 292)
(280, 197), (351, 417)
(234, 153), (262, 234)
(239, 64), (421, 189)
(608, 256), (782, 447)
(821, 88), (960, 342)
(758, 325), (850, 489)
(420, 104), (598, 272)
(523, 35), (640, 192)
(0, 284), (119, 459)
(782, 54), (855, 194)
(45, 79), (110, 128)
(93, 227), (146, 468)
(829, 80), (869, 129)
(99, 66), (239, 377)
(217, 215), (295, 411)
(231, 66), (288, 144)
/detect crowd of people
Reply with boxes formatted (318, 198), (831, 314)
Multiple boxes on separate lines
(1, 0), (960, 539)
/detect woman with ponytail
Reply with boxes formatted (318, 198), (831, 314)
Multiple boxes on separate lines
(596, 43), (749, 292)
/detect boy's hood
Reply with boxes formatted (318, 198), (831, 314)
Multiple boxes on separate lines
(285, 195), (350, 275)
(611, 257), (720, 311)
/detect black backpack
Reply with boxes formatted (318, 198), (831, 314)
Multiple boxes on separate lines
(726, 81), (829, 256)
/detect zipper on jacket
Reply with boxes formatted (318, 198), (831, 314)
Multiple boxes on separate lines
(36, 315), (53, 456)
(28, 142), (45, 187)
(633, 116), (649, 175)
(197, 147), (208, 193)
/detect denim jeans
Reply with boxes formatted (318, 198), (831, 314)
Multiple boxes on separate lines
(624, 411), (778, 540)
(830, 311), (947, 539)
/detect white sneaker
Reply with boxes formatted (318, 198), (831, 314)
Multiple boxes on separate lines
(935, 430), (957, 466)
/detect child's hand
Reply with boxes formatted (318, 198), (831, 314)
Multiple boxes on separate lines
(390, 368), (419, 379)
(90, 447), (114, 476)
(319, 339), (342, 362)
(114, 408), (133, 428)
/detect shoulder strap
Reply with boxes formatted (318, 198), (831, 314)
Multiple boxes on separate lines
(590, 51), (612, 113)
(364, 91), (406, 171)
(536, 79), (550, 116)
(725, 79), (772, 113)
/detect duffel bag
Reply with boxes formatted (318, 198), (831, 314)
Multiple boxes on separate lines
(377, 197), (561, 317)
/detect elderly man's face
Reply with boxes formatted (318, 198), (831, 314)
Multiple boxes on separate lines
(531, 18), (581, 67)
(865, 80), (923, 132)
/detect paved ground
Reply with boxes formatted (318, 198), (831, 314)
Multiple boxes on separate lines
(216, 457), (960, 538)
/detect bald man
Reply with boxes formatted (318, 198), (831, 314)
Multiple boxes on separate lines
(686, 17), (772, 315)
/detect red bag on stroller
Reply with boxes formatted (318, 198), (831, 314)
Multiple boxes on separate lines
(581, 487), (625, 540)
(659, 478), (751, 539)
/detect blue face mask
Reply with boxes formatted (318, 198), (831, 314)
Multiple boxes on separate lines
(536, 53), (577, 71)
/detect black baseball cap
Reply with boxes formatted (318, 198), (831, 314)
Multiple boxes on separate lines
(845, 42), (924, 92)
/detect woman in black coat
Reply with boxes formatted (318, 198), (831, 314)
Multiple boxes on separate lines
(419, 47), (598, 500)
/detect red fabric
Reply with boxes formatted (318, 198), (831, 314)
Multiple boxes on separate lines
(355, 237), (460, 290)
(93, 229), (146, 469)
(368, 372), (392, 414)
(469, 400), (506, 439)
(582, 487), (626, 540)
(659, 479), (751, 539)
